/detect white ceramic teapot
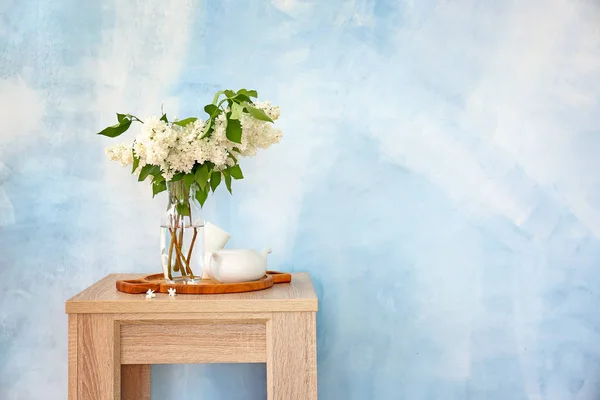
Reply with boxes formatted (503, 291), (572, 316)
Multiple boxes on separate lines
(204, 248), (272, 283)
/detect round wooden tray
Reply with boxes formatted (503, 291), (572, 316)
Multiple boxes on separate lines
(116, 271), (292, 294)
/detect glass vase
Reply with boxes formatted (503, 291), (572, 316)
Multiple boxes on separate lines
(160, 180), (204, 283)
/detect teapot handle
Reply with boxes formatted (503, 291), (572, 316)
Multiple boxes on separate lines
(203, 252), (219, 282)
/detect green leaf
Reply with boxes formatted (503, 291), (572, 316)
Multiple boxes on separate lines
(230, 102), (244, 120)
(232, 95), (251, 104)
(97, 118), (132, 137)
(237, 88), (258, 98)
(131, 151), (140, 174)
(210, 171), (221, 192)
(227, 164), (243, 179)
(119, 113), (142, 123)
(172, 117), (197, 127)
(201, 118), (213, 139)
(228, 152), (237, 163)
(152, 180), (166, 197)
(220, 90), (252, 104)
(226, 118), (242, 143)
(204, 104), (221, 118)
(212, 90), (225, 105)
(138, 164), (161, 181)
(195, 164), (210, 190)
(244, 104), (273, 123)
(160, 113), (168, 123)
(175, 203), (190, 217)
(170, 172), (185, 182)
(195, 186), (209, 207)
(222, 170), (232, 194)
(183, 173), (195, 191)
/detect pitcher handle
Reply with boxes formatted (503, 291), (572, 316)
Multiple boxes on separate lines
(203, 252), (219, 282)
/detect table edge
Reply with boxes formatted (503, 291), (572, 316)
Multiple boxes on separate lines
(65, 298), (318, 313)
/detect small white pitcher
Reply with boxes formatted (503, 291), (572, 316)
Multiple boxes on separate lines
(201, 222), (231, 279)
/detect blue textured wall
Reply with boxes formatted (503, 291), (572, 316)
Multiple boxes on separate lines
(2, 0), (600, 399)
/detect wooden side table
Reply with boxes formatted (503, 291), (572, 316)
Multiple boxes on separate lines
(65, 273), (318, 399)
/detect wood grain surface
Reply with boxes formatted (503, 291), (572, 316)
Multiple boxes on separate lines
(66, 272), (317, 314)
(114, 312), (271, 322)
(121, 365), (150, 400)
(68, 314), (78, 400)
(121, 321), (267, 364)
(77, 314), (120, 400)
(267, 312), (318, 400)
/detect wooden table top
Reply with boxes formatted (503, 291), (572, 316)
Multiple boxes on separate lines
(65, 272), (318, 314)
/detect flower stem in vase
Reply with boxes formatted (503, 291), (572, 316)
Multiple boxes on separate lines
(177, 216), (188, 276)
(169, 227), (181, 273)
(182, 194), (197, 279)
(167, 218), (174, 279)
(167, 236), (174, 281)
(186, 226), (198, 278)
(171, 226), (190, 277)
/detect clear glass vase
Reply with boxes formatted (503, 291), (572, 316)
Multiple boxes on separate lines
(160, 181), (204, 283)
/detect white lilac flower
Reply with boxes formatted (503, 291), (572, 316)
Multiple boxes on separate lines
(168, 287), (176, 297)
(254, 101), (281, 120)
(105, 99), (283, 181)
(239, 114), (282, 157)
(105, 143), (133, 167)
(145, 289), (156, 299)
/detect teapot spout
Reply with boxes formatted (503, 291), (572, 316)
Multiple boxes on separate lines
(261, 248), (272, 259)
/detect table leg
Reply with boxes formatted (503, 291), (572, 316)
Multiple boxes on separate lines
(77, 314), (120, 399)
(267, 312), (317, 399)
(68, 314), (78, 400)
(121, 365), (151, 400)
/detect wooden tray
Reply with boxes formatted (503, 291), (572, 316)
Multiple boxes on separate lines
(116, 271), (292, 294)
